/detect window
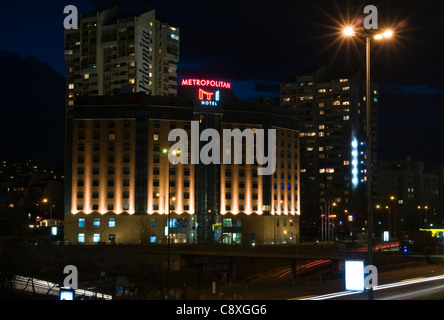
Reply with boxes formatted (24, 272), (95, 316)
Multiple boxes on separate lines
(78, 233), (85, 243)
(122, 204), (129, 210)
(93, 233), (100, 243)
(94, 218), (100, 227)
(109, 218), (116, 228)
(78, 218), (85, 228)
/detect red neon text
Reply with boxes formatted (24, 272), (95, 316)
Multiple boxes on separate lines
(182, 79), (231, 89)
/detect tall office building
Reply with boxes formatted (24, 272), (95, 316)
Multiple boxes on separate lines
(64, 5), (180, 109)
(281, 66), (379, 237)
(64, 79), (300, 245)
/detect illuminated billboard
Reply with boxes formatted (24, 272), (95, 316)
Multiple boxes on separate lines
(345, 260), (365, 292)
(179, 77), (233, 111)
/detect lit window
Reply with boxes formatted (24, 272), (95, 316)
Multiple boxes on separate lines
(68, 84), (74, 90)
(93, 218), (100, 227)
(78, 218), (85, 227)
(109, 218), (116, 228)
(84, 74), (89, 80)
(78, 233), (85, 243)
(93, 233), (100, 243)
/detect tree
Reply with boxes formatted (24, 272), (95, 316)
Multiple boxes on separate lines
(411, 231), (439, 264)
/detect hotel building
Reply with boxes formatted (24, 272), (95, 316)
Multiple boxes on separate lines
(281, 66), (379, 235)
(64, 81), (300, 245)
(64, 5), (180, 110)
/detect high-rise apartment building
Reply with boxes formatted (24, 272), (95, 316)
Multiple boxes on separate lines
(376, 157), (444, 234)
(281, 66), (379, 237)
(64, 80), (300, 245)
(64, 5), (180, 109)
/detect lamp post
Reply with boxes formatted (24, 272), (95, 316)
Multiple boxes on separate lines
(418, 205), (429, 229)
(162, 147), (180, 273)
(343, 26), (394, 300)
(385, 206), (391, 242)
(42, 198), (53, 226)
(389, 196), (396, 239)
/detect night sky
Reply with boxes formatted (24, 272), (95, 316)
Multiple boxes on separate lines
(0, 0), (443, 167)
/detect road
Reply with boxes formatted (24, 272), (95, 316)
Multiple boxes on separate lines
(295, 273), (444, 300)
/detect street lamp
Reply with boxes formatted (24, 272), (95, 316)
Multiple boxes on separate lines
(42, 198), (53, 225)
(343, 25), (394, 301)
(162, 147), (181, 273)
(418, 205), (429, 229)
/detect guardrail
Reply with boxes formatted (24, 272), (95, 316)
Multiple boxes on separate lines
(12, 275), (112, 300)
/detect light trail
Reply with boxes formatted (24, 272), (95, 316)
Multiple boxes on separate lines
(273, 260), (331, 278)
(293, 274), (444, 300)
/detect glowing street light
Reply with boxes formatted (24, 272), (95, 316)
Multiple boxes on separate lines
(343, 26), (355, 37)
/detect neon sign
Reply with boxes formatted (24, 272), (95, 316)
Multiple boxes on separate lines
(181, 79), (231, 89)
(199, 88), (220, 106)
(352, 138), (359, 187)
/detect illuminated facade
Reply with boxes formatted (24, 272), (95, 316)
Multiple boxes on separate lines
(64, 5), (180, 109)
(64, 88), (300, 245)
(281, 66), (379, 234)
